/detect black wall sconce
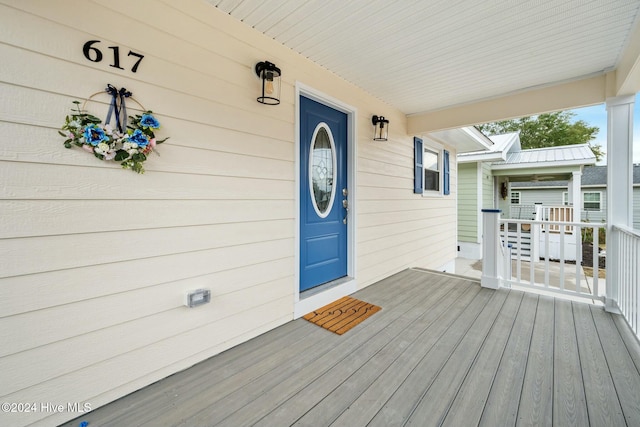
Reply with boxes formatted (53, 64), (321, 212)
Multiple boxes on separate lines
(255, 61), (281, 105)
(372, 115), (390, 141)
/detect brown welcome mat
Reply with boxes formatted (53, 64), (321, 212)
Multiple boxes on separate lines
(303, 296), (381, 335)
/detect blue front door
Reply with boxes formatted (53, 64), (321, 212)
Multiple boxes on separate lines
(300, 96), (348, 292)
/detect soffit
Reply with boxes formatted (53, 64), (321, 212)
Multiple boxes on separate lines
(209, 0), (640, 115)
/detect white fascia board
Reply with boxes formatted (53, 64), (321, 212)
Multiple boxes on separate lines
(491, 158), (596, 171)
(458, 151), (506, 163)
(462, 127), (494, 150)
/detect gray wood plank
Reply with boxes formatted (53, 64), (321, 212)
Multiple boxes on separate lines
(62, 269), (640, 427)
(441, 290), (525, 427)
(280, 280), (472, 426)
(592, 306), (640, 425)
(572, 303), (625, 426)
(329, 283), (485, 427)
(366, 288), (499, 427)
(76, 269), (430, 427)
(405, 289), (517, 426)
(612, 312), (640, 375)
(553, 300), (588, 426)
(517, 295), (554, 426)
(479, 292), (538, 427)
(234, 275), (458, 427)
(61, 316), (308, 426)
(184, 272), (456, 426)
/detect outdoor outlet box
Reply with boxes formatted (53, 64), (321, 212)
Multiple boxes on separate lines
(185, 289), (211, 308)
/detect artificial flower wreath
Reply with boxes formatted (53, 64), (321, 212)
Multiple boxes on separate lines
(59, 85), (168, 173)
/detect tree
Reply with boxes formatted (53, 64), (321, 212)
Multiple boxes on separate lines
(477, 111), (603, 161)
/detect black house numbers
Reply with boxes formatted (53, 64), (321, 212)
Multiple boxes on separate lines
(82, 40), (145, 73)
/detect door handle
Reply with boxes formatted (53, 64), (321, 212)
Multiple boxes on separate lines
(342, 199), (349, 224)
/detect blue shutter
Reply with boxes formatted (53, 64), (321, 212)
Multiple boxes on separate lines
(443, 149), (450, 195)
(414, 137), (423, 193)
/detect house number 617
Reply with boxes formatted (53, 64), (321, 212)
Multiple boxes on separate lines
(82, 40), (145, 73)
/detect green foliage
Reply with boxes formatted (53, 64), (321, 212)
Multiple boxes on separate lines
(477, 111), (603, 161)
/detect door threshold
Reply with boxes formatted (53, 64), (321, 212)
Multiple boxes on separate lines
(294, 277), (357, 319)
(300, 276), (353, 300)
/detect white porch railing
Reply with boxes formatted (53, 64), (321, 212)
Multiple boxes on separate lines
(482, 210), (606, 303)
(609, 225), (640, 337)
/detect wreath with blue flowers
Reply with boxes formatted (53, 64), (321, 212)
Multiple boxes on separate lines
(59, 85), (168, 173)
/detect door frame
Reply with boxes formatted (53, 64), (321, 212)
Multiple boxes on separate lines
(294, 82), (358, 318)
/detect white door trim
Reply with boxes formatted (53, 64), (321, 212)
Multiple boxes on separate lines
(294, 82), (358, 318)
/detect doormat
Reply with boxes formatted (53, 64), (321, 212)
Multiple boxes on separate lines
(303, 296), (381, 335)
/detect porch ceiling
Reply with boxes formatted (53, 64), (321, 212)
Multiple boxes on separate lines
(210, 0), (640, 130)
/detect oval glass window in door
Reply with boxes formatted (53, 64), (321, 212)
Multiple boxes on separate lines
(309, 123), (337, 218)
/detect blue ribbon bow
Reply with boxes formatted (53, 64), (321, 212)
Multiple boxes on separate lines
(104, 84), (132, 133)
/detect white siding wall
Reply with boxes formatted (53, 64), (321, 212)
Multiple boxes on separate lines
(0, 1), (457, 426)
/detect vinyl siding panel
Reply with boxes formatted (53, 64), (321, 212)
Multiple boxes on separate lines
(514, 187), (607, 222)
(0, 1), (459, 426)
(481, 162), (494, 210)
(457, 163), (478, 243)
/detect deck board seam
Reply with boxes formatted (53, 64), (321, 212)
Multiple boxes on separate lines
(514, 294), (541, 425)
(282, 284), (468, 424)
(571, 301), (592, 427)
(258, 276), (462, 426)
(293, 282), (474, 427)
(397, 289), (506, 426)
(212, 274), (457, 426)
(363, 286), (490, 425)
(433, 290), (519, 426)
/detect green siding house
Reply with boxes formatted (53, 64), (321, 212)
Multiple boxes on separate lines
(457, 132), (597, 259)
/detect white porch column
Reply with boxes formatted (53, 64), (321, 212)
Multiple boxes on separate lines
(481, 209), (502, 289)
(605, 94), (635, 312)
(571, 170), (582, 222)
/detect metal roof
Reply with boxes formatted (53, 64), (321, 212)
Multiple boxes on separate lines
(512, 164), (640, 187)
(492, 144), (596, 170)
(210, 0), (640, 116)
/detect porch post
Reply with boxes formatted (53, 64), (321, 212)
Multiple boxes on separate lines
(605, 94), (635, 313)
(570, 170), (582, 222)
(481, 209), (502, 289)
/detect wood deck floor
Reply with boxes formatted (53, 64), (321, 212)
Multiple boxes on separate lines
(64, 269), (640, 427)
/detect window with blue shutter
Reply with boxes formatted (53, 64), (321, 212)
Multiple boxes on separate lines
(443, 149), (450, 195)
(414, 137), (423, 193)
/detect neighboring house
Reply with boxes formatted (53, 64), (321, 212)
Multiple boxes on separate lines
(456, 132), (520, 258)
(512, 164), (640, 229)
(457, 133), (596, 259)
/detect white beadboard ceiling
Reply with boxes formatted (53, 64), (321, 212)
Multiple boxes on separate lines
(209, 0), (640, 115)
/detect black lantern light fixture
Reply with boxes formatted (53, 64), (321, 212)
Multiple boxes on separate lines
(372, 115), (390, 141)
(255, 61), (281, 105)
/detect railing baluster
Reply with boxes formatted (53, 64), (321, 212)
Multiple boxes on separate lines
(544, 223), (550, 288)
(559, 226), (565, 291)
(575, 225), (582, 294)
(609, 225), (640, 340)
(516, 222), (522, 282)
(593, 225), (599, 298)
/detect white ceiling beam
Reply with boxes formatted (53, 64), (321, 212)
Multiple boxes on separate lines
(407, 75), (607, 134)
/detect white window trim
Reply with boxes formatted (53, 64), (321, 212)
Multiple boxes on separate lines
(422, 139), (444, 197)
(583, 191), (602, 211)
(562, 191), (569, 206)
(510, 191), (521, 205)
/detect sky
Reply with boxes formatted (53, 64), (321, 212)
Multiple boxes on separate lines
(566, 93), (640, 165)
